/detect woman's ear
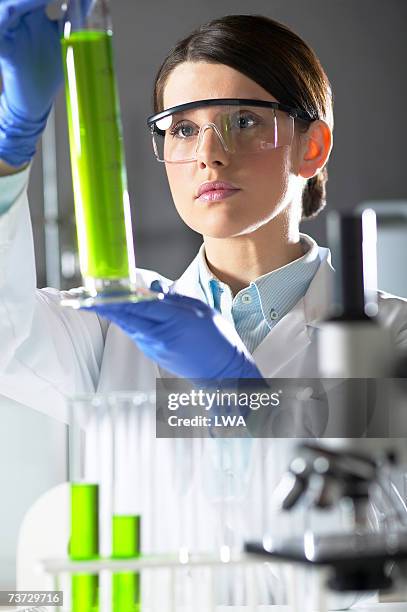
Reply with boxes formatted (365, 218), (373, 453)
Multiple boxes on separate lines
(298, 120), (333, 179)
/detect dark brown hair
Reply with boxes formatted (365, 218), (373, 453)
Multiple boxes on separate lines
(153, 14), (334, 220)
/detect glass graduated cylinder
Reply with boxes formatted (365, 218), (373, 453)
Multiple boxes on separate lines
(61, 30), (133, 282)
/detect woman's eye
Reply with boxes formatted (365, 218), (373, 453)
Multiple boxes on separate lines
(232, 113), (258, 129)
(169, 122), (196, 138)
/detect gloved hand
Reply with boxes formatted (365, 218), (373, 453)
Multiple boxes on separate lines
(0, 0), (63, 166)
(85, 290), (263, 381)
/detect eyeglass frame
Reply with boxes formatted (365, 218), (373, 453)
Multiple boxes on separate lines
(146, 97), (316, 162)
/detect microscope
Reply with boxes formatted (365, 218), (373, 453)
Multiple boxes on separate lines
(246, 210), (407, 605)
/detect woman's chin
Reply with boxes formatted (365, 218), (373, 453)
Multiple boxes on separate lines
(189, 220), (255, 239)
(180, 205), (266, 238)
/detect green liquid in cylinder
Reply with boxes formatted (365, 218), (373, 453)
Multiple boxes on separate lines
(61, 31), (131, 280)
(112, 515), (141, 612)
(70, 483), (99, 612)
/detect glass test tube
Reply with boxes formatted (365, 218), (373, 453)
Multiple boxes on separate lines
(170, 437), (201, 610)
(60, 0), (158, 307)
(69, 396), (110, 612)
(110, 396), (146, 612)
(201, 437), (252, 606)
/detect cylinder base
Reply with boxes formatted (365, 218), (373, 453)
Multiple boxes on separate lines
(60, 282), (161, 309)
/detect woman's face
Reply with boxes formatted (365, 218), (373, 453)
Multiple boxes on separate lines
(162, 62), (306, 238)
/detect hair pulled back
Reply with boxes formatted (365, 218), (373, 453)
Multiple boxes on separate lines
(153, 14), (333, 219)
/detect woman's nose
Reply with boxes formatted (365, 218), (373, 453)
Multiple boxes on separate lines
(195, 123), (231, 168)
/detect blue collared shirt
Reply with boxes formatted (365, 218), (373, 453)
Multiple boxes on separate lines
(198, 234), (320, 353)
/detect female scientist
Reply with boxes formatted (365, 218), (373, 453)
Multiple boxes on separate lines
(0, 4), (406, 421)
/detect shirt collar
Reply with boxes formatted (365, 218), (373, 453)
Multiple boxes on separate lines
(198, 233), (320, 325)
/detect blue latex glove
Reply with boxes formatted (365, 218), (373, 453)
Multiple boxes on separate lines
(85, 290), (263, 381)
(0, 0), (63, 166)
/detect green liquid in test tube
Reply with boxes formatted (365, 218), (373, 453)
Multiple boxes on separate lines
(70, 483), (99, 612)
(112, 514), (141, 612)
(61, 31), (130, 281)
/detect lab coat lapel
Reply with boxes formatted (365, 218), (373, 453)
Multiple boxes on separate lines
(170, 250), (207, 300)
(252, 302), (311, 377)
(252, 249), (334, 377)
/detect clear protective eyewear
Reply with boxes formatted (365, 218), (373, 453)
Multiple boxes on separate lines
(147, 98), (314, 163)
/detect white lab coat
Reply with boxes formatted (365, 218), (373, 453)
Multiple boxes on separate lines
(1, 171), (407, 607)
(1, 171), (407, 423)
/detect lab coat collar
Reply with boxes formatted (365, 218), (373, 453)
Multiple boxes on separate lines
(302, 244), (334, 327)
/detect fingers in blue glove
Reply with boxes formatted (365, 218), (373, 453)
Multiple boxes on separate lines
(84, 293), (210, 323)
(0, 0), (95, 37)
(80, 291), (262, 380)
(0, 0), (51, 33)
(88, 305), (159, 336)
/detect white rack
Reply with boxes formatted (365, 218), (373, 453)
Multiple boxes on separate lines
(38, 550), (286, 612)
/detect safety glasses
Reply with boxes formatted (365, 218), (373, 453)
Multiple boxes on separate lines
(147, 98), (314, 163)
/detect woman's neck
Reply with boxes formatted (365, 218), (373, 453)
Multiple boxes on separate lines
(203, 218), (304, 296)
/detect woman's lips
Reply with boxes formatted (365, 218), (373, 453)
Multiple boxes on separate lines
(196, 180), (240, 202)
(197, 188), (240, 202)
